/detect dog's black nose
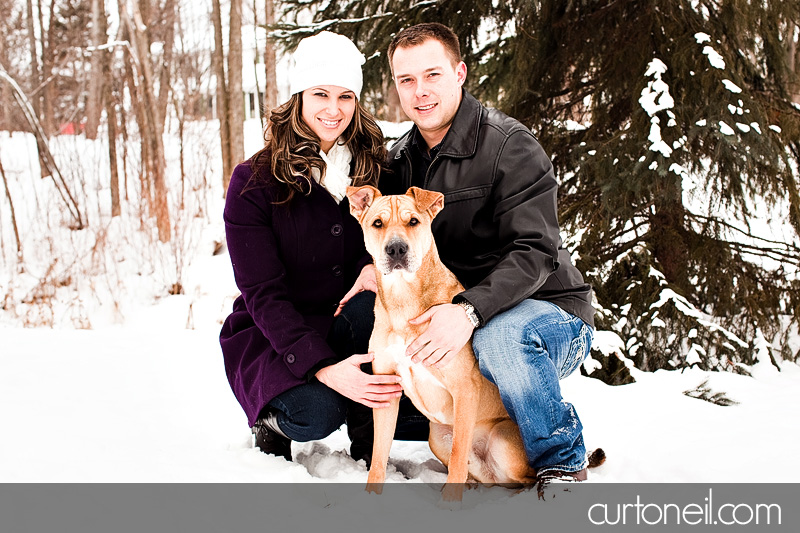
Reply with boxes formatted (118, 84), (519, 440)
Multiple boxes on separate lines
(385, 241), (408, 259)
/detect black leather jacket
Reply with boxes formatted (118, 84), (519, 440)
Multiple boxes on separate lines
(381, 90), (594, 328)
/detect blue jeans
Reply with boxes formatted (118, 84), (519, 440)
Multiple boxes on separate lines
(473, 299), (593, 474)
(266, 291), (429, 443)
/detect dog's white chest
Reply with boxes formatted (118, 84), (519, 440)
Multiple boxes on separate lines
(382, 336), (451, 424)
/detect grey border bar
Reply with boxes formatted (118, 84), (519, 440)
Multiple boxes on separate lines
(1, 483), (797, 533)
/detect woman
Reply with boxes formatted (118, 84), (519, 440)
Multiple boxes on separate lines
(220, 32), (407, 462)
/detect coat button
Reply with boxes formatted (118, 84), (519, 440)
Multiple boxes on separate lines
(332, 265), (342, 277)
(286, 353), (295, 364)
(331, 224), (343, 236)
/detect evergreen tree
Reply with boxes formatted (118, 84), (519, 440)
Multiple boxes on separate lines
(273, 0), (800, 377)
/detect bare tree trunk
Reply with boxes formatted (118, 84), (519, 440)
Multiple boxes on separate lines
(40, 0), (56, 137)
(0, 39), (7, 132)
(121, 27), (151, 219)
(104, 57), (121, 218)
(0, 156), (23, 269)
(0, 68), (85, 228)
(156, 0), (177, 131)
(118, 82), (130, 202)
(84, 0), (105, 140)
(124, 0), (171, 242)
(263, 0), (278, 115)
(211, 0), (233, 194)
(228, 0), (245, 168)
(26, 0), (42, 122)
(788, 22), (800, 105)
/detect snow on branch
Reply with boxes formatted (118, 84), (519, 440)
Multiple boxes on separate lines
(649, 287), (749, 348)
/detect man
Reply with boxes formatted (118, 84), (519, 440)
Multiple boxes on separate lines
(381, 23), (596, 480)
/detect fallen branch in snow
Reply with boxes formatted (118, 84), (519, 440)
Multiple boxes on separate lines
(683, 378), (739, 406)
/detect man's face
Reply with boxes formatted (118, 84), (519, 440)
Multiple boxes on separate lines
(391, 39), (467, 148)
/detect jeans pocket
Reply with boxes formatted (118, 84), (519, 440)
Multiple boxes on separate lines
(559, 323), (592, 379)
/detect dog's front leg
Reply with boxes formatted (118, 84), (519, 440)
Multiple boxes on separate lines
(365, 395), (400, 493)
(440, 375), (481, 505)
(365, 345), (400, 494)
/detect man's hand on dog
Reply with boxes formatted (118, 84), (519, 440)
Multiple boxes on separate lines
(406, 303), (475, 368)
(315, 352), (403, 408)
(334, 264), (378, 317)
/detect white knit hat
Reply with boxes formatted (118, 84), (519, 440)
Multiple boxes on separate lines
(289, 31), (366, 99)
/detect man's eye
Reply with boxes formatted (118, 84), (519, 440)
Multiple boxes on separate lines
(372, 219), (383, 228)
(409, 218), (419, 226)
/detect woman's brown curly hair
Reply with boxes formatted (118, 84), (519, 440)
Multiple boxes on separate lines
(246, 93), (387, 203)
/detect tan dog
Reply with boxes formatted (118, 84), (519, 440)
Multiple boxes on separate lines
(347, 185), (536, 505)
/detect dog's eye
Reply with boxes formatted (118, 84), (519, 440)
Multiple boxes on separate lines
(372, 219), (383, 228)
(408, 218), (419, 226)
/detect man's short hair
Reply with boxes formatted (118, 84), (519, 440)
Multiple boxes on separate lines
(388, 23), (462, 69)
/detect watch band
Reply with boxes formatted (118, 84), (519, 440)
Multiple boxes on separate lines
(457, 301), (481, 328)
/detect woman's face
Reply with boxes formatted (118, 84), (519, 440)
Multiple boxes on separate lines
(301, 85), (357, 153)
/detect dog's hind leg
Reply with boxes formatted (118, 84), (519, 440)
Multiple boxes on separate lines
(486, 419), (537, 485)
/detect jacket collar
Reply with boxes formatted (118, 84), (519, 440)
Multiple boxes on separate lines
(394, 89), (482, 160)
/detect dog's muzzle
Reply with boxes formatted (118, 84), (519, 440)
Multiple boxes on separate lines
(383, 237), (409, 271)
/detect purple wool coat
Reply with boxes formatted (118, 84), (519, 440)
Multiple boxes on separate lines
(219, 158), (372, 426)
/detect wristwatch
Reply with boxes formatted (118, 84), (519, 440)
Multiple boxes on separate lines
(456, 301), (481, 328)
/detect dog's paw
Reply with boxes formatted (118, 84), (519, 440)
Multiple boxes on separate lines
(436, 497), (463, 511)
(365, 482), (384, 495)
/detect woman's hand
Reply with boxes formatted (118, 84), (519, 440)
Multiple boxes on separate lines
(335, 264), (377, 316)
(315, 352), (403, 408)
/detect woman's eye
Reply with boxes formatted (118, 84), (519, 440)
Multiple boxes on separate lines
(372, 219), (383, 228)
(409, 218), (419, 226)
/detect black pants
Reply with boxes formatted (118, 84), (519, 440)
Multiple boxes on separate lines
(262, 291), (429, 443)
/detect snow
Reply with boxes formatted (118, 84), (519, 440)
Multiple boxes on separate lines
(702, 46), (726, 69)
(718, 121), (735, 136)
(722, 79), (743, 93)
(694, 32), (711, 44)
(639, 59), (675, 158)
(3, 309), (800, 483)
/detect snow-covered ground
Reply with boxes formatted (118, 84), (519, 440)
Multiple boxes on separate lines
(2, 250), (799, 483)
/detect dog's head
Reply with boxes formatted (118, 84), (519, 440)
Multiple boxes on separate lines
(347, 185), (444, 276)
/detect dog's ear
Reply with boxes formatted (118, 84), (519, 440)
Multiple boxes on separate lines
(406, 187), (445, 219)
(347, 185), (380, 221)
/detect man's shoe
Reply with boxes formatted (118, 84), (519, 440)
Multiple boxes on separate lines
(535, 468), (587, 499)
(252, 416), (292, 461)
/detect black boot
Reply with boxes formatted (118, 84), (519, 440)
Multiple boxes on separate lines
(347, 401), (373, 466)
(252, 412), (292, 461)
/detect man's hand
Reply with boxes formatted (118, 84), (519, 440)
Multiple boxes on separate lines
(315, 352), (403, 408)
(335, 264), (377, 317)
(405, 303), (475, 368)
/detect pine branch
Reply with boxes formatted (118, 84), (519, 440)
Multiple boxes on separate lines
(683, 379), (739, 406)
(688, 212), (800, 251)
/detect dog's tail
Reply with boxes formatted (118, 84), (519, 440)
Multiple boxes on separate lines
(587, 448), (606, 469)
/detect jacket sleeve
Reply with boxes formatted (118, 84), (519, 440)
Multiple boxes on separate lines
(456, 130), (560, 324)
(224, 164), (339, 380)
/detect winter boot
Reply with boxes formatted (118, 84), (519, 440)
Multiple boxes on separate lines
(252, 410), (292, 461)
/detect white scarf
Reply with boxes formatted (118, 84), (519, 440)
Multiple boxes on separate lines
(311, 142), (353, 203)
